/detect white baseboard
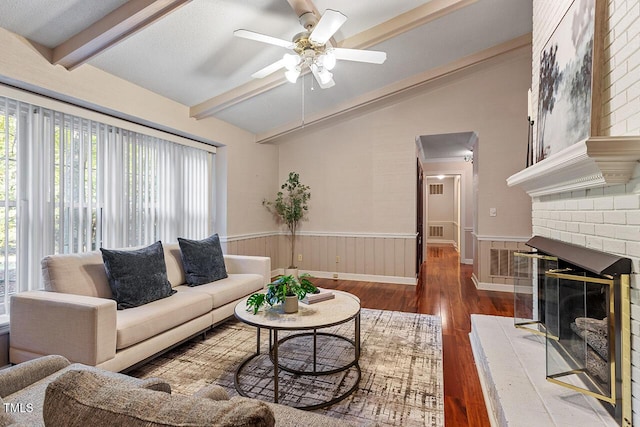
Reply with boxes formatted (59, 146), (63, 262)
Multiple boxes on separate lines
(271, 268), (416, 286)
(462, 258), (473, 265)
(471, 274), (513, 293)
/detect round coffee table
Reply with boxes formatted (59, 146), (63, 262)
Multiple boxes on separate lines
(234, 290), (361, 410)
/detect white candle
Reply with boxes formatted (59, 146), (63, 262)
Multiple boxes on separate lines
(527, 88), (532, 119)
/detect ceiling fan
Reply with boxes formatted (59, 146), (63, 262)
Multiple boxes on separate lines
(234, 9), (387, 89)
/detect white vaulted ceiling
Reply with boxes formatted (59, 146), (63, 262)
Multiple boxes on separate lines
(0, 0), (532, 142)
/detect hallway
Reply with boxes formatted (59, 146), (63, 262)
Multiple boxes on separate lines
(314, 245), (513, 426)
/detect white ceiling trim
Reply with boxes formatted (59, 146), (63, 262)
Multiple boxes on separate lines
(256, 33), (531, 143)
(189, 0), (476, 120)
(52, 0), (191, 70)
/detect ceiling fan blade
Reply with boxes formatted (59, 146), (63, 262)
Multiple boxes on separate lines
(234, 29), (293, 49)
(309, 9), (347, 45)
(251, 59), (286, 79)
(310, 64), (335, 89)
(333, 47), (387, 64)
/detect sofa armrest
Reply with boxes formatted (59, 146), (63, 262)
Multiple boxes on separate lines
(0, 355), (70, 398)
(10, 291), (117, 366)
(224, 255), (271, 286)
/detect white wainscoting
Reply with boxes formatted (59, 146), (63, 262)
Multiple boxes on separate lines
(221, 232), (417, 284)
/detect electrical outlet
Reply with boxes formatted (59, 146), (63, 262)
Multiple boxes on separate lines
(297, 254), (303, 261)
(332, 273), (338, 279)
(336, 256), (340, 263)
(489, 208), (497, 217)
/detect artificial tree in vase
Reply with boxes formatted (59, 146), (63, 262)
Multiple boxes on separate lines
(263, 172), (311, 273)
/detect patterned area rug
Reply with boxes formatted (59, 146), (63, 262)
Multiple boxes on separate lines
(128, 308), (444, 426)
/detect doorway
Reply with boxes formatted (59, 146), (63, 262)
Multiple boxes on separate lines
(415, 131), (477, 267)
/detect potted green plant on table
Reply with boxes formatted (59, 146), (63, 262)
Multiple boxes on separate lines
(263, 172), (311, 276)
(246, 273), (317, 314)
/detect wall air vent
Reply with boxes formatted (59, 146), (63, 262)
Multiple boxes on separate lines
(429, 226), (443, 237)
(429, 184), (443, 195)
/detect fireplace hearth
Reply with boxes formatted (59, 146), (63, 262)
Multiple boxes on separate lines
(513, 236), (632, 427)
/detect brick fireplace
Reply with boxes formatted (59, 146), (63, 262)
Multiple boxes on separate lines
(513, 0), (640, 424)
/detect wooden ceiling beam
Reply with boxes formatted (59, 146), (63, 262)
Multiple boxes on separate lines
(189, 0), (476, 120)
(52, 0), (191, 70)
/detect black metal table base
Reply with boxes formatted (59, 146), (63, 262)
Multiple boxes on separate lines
(234, 314), (361, 410)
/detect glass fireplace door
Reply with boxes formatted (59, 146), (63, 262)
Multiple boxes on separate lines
(544, 270), (614, 404)
(513, 252), (558, 336)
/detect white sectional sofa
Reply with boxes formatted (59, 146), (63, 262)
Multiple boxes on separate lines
(9, 243), (270, 372)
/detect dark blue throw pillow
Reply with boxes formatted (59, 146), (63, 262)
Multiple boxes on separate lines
(100, 241), (176, 310)
(178, 234), (228, 286)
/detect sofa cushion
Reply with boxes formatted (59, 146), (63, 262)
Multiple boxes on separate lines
(101, 241), (176, 310)
(175, 273), (264, 309)
(116, 291), (212, 350)
(42, 251), (112, 298)
(43, 370), (275, 427)
(178, 234), (228, 286)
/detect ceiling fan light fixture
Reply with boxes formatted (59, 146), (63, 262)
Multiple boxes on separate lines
(285, 68), (301, 83)
(282, 53), (300, 70)
(320, 51), (336, 71)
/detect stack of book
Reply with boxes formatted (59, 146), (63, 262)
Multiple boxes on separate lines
(301, 288), (335, 304)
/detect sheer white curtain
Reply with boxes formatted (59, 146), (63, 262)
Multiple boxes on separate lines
(0, 95), (213, 318)
(102, 130), (210, 246)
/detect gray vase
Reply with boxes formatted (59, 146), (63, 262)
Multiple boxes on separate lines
(283, 295), (298, 313)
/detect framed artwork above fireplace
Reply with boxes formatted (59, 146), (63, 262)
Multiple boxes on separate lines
(536, 0), (604, 163)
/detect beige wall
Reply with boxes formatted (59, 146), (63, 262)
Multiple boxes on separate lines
(273, 120), (416, 234)
(427, 177), (455, 223)
(220, 141), (280, 236)
(0, 27), (279, 239)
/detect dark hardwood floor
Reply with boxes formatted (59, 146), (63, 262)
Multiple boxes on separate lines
(312, 245), (513, 427)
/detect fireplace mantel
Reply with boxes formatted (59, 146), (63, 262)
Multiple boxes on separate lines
(507, 136), (640, 197)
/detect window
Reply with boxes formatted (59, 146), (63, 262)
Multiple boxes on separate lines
(0, 96), (214, 318)
(0, 99), (18, 316)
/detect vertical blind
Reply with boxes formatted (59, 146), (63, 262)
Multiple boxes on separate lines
(0, 96), (213, 317)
